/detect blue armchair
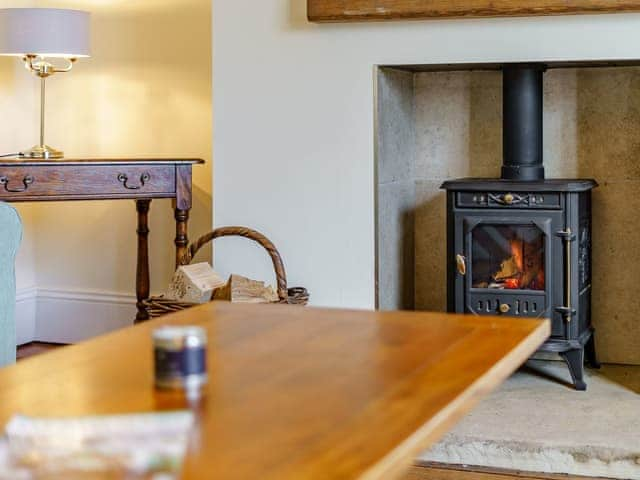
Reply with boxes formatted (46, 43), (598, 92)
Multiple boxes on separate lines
(0, 203), (21, 367)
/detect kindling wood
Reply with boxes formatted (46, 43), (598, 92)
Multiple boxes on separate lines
(307, 0), (640, 22)
(212, 274), (279, 303)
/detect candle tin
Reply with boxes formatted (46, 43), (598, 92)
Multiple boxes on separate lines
(153, 326), (208, 392)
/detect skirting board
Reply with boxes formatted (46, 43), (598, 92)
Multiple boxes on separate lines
(15, 287), (137, 345)
(15, 286), (37, 345)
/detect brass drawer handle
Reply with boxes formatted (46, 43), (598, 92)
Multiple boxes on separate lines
(118, 172), (150, 190)
(0, 175), (34, 193)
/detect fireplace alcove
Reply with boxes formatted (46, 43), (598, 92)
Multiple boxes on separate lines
(375, 61), (640, 367)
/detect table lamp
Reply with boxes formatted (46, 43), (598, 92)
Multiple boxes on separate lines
(0, 8), (91, 159)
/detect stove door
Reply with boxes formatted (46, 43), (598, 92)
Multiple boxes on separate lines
(453, 210), (564, 334)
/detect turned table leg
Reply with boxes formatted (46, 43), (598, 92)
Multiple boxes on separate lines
(175, 164), (193, 268)
(136, 199), (151, 322)
(175, 207), (190, 268)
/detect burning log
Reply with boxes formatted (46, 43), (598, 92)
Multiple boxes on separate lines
(495, 256), (520, 282)
(492, 237), (544, 290)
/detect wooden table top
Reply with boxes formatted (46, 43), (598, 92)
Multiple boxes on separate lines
(0, 157), (205, 166)
(0, 303), (549, 480)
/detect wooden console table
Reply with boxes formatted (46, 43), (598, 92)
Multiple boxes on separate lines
(0, 157), (204, 322)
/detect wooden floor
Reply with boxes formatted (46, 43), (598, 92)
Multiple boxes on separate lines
(407, 464), (611, 480)
(17, 342), (64, 360)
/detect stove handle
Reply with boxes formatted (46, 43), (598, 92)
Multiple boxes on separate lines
(456, 254), (466, 276)
(555, 229), (577, 325)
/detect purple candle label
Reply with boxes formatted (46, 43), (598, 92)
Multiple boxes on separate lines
(155, 347), (206, 379)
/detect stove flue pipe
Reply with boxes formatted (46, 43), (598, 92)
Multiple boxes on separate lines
(502, 64), (545, 181)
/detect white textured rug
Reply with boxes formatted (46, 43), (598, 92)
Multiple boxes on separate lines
(419, 361), (640, 479)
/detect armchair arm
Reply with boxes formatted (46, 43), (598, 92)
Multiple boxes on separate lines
(0, 203), (22, 367)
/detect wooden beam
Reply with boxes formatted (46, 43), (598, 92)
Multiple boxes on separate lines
(308, 0), (640, 22)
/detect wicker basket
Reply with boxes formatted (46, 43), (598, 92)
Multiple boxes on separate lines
(142, 226), (309, 319)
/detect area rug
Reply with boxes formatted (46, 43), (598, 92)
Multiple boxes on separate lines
(419, 360), (640, 479)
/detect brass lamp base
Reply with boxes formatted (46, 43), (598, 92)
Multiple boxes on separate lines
(21, 145), (64, 159)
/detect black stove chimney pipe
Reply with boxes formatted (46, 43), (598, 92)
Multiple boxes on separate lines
(502, 64), (545, 181)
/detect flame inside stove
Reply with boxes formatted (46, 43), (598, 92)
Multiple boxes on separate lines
(496, 237), (545, 290)
(511, 239), (524, 273)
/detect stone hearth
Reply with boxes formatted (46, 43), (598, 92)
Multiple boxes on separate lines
(419, 361), (640, 479)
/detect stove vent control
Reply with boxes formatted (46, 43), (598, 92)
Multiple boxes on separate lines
(472, 194), (486, 205)
(455, 192), (561, 209)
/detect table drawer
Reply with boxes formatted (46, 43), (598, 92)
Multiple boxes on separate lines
(0, 165), (175, 198)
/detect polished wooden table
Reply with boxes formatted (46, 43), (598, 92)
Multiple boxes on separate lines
(0, 157), (205, 321)
(0, 303), (549, 479)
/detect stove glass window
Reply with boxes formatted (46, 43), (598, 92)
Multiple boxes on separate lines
(471, 225), (545, 291)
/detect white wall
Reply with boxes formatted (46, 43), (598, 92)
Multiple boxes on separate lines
(213, 0), (640, 309)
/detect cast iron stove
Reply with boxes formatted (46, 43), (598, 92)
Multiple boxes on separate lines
(441, 64), (600, 390)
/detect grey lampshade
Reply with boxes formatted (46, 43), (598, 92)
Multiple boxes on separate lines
(0, 8), (90, 58)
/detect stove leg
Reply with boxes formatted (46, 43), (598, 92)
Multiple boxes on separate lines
(585, 331), (601, 369)
(560, 348), (587, 391)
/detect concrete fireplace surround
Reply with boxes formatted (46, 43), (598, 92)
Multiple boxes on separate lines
(376, 62), (640, 365)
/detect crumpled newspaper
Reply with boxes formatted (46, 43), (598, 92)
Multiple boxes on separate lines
(0, 411), (194, 479)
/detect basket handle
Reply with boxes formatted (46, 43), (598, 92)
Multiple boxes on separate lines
(185, 226), (288, 302)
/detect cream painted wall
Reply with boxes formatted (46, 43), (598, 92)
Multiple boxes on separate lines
(213, 0), (640, 308)
(0, 0), (211, 338)
(0, 59), (38, 293)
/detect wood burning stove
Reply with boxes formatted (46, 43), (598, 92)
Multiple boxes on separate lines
(441, 64), (600, 390)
